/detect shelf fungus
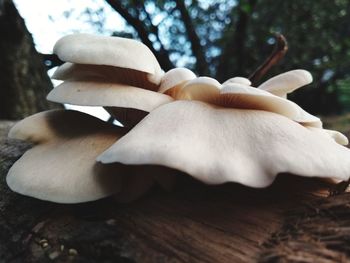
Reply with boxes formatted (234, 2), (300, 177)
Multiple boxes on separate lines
(6, 33), (350, 203)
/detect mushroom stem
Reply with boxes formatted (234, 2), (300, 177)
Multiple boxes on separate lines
(249, 33), (288, 86)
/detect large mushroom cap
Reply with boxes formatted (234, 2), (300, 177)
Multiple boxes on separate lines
(7, 110), (126, 203)
(98, 100), (350, 187)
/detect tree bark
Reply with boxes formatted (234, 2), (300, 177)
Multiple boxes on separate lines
(0, 0), (56, 120)
(1, 121), (350, 262)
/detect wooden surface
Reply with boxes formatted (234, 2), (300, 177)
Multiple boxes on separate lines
(1, 121), (350, 263)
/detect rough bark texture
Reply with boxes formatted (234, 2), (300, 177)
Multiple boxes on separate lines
(1, 121), (350, 262)
(0, 0), (56, 120)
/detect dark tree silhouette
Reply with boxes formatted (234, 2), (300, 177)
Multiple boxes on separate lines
(0, 0), (56, 120)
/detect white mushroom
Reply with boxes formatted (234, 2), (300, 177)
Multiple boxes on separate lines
(7, 110), (126, 203)
(219, 83), (299, 118)
(159, 68), (197, 94)
(219, 83), (322, 128)
(258, 69), (312, 98)
(47, 81), (173, 113)
(179, 77), (221, 102)
(7, 33), (347, 204)
(52, 62), (159, 91)
(98, 100), (350, 187)
(50, 34), (172, 127)
(222, 77), (251, 86)
(54, 33), (164, 84)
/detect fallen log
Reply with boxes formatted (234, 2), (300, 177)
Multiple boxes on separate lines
(1, 121), (350, 262)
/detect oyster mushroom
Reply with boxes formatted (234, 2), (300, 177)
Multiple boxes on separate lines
(6, 109), (170, 203)
(53, 33), (164, 85)
(7, 110), (124, 203)
(257, 69), (312, 98)
(49, 34), (322, 129)
(6, 33), (350, 204)
(50, 34), (174, 126)
(47, 81), (173, 115)
(98, 100), (350, 187)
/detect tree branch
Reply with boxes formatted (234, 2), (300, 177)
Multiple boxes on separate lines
(216, 0), (257, 81)
(174, 0), (208, 75)
(249, 33), (288, 86)
(137, 2), (174, 69)
(105, 0), (174, 71)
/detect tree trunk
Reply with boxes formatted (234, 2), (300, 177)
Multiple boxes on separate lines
(1, 121), (350, 262)
(0, 0), (56, 120)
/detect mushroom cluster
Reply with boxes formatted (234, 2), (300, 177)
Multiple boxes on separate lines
(6, 33), (350, 203)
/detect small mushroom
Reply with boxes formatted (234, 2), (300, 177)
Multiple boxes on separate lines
(222, 77), (251, 86)
(159, 68), (197, 94)
(179, 77), (221, 101)
(219, 83), (322, 128)
(219, 83), (300, 118)
(257, 69), (312, 98)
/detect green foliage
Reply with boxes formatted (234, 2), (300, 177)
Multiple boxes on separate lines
(245, 0), (350, 114)
(335, 77), (350, 112)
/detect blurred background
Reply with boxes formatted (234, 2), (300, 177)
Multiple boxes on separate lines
(1, 0), (350, 126)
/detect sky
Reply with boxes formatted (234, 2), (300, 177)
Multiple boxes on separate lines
(14, 0), (126, 53)
(14, 0), (127, 122)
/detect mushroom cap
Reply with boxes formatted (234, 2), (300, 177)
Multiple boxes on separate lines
(7, 110), (126, 203)
(179, 77), (221, 101)
(53, 33), (164, 84)
(159, 68), (197, 93)
(219, 83), (300, 119)
(222, 77), (251, 86)
(306, 127), (349, 146)
(258, 69), (312, 97)
(52, 62), (159, 91)
(219, 83), (322, 128)
(176, 79), (321, 128)
(98, 100), (350, 187)
(47, 81), (173, 112)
